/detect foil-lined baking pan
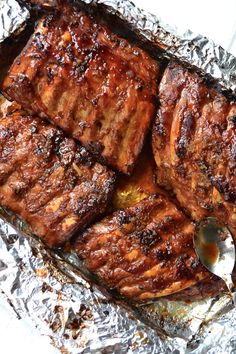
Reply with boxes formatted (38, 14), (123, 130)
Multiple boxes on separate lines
(1, 0), (236, 353)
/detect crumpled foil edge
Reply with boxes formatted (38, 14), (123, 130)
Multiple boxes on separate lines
(0, 0), (29, 43)
(82, 0), (236, 94)
(0, 211), (189, 354)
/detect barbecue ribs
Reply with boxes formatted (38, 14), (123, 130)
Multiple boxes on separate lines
(152, 62), (236, 239)
(0, 100), (115, 247)
(75, 194), (207, 301)
(111, 144), (220, 301)
(167, 274), (226, 301)
(2, 4), (159, 174)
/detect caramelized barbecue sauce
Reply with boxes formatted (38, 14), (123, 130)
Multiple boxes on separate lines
(8, 1), (233, 301)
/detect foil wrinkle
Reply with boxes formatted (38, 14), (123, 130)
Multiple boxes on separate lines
(0, 0), (29, 42)
(82, 0), (236, 94)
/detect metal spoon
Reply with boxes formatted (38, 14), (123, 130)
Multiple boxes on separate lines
(194, 217), (236, 304)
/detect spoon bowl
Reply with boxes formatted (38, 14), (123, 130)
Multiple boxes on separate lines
(194, 217), (236, 302)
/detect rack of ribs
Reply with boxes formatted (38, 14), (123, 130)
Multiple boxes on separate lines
(152, 62), (236, 240)
(0, 100), (115, 247)
(110, 139), (226, 301)
(75, 194), (207, 302)
(2, 4), (159, 174)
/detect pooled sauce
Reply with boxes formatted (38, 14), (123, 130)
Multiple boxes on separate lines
(201, 242), (219, 265)
(196, 218), (222, 266)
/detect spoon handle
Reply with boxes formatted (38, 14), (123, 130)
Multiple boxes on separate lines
(224, 274), (236, 306)
(231, 292), (236, 306)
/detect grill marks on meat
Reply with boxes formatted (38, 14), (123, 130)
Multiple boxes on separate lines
(152, 63), (236, 238)
(2, 5), (159, 174)
(75, 195), (207, 301)
(2, 2), (230, 301)
(0, 106), (115, 247)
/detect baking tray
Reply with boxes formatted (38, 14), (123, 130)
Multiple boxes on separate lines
(0, 1), (236, 353)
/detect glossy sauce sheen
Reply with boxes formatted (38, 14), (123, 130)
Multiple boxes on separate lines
(1, 2), (234, 302)
(152, 62), (236, 241)
(2, 4), (159, 174)
(110, 145), (217, 301)
(0, 101), (115, 247)
(76, 194), (207, 302)
(202, 242), (219, 265)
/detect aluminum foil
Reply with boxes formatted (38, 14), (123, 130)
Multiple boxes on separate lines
(0, 0), (29, 42)
(82, 0), (236, 94)
(0, 209), (187, 353)
(0, 205), (235, 354)
(1, 0), (236, 353)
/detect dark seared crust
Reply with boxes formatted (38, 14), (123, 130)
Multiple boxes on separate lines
(75, 195), (207, 302)
(110, 145), (226, 302)
(0, 104), (115, 247)
(167, 275), (226, 301)
(2, 4), (159, 174)
(152, 62), (236, 239)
